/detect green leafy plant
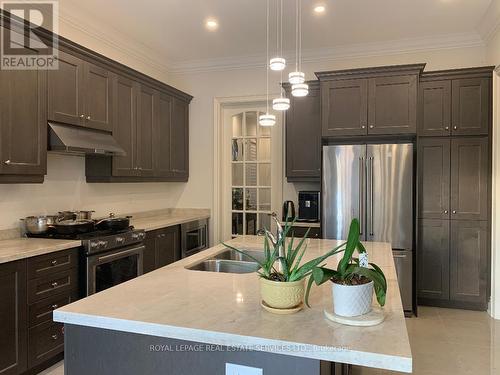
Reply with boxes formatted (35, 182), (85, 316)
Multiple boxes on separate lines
(304, 219), (387, 307)
(223, 218), (346, 282)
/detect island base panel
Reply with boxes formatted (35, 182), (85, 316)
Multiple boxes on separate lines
(63, 324), (343, 375)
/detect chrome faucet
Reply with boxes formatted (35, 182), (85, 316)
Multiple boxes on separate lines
(257, 213), (285, 273)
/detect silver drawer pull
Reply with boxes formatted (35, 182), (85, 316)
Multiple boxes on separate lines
(51, 334), (58, 340)
(51, 282), (58, 288)
(52, 304), (58, 309)
(4, 160), (33, 166)
(51, 260), (58, 266)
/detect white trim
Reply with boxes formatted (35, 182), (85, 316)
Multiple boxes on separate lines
(477, 0), (500, 43)
(490, 67), (500, 320)
(168, 32), (484, 75)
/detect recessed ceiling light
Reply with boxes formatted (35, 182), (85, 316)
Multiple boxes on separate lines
(205, 19), (218, 31)
(314, 5), (326, 14)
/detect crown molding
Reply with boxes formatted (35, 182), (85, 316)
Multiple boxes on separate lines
(168, 32), (484, 75)
(477, 0), (500, 42)
(58, 8), (171, 80)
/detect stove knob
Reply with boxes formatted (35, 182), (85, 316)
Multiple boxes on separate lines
(90, 242), (99, 249)
(116, 237), (125, 244)
(132, 233), (139, 240)
(98, 240), (108, 248)
(138, 232), (145, 240)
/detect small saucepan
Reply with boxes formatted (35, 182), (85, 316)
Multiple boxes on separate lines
(95, 213), (132, 231)
(23, 215), (59, 234)
(49, 219), (95, 235)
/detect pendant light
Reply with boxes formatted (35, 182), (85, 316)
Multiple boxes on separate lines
(260, 0), (276, 127)
(273, 0), (290, 111)
(269, 0), (286, 71)
(290, 0), (308, 97)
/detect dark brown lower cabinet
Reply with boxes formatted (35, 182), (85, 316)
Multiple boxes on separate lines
(143, 226), (181, 273)
(0, 260), (27, 375)
(285, 226), (321, 239)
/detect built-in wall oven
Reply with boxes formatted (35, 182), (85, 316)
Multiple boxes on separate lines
(181, 219), (208, 258)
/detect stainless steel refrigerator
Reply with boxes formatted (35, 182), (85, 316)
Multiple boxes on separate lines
(322, 143), (414, 312)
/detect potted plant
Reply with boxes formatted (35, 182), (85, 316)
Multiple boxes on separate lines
(305, 219), (387, 317)
(223, 218), (346, 311)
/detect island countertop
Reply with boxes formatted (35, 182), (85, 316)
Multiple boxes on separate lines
(53, 236), (412, 373)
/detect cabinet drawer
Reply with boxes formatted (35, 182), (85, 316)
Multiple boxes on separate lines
(28, 321), (64, 368)
(28, 268), (78, 303)
(287, 226), (321, 239)
(27, 248), (78, 280)
(28, 289), (79, 327)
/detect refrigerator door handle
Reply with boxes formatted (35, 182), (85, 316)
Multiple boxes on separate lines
(368, 156), (374, 236)
(359, 156), (365, 235)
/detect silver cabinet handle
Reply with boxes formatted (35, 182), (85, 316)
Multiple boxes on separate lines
(444, 126), (449, 130)
(4, 160), (34, 166)
(51, 260), (57, 266)
(51, 281), (58, 288)
(51, 334), (58, 340)
(80, 114), (85, 119)
(86, 116), (91, 120)
(368, 156), (374, 236)
(444, 210), (448, 214)
(52, 304), (58, 310)
(358, 157), (365, 235)
(361, 125), (366, 129)
(452, 210), (457, 214)
(369, 125), (374, 129)
(453, 126), (458, 130)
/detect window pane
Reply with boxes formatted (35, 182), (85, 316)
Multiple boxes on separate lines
(259, 163), (271, 187)
(232, 164), (243, 186)
(232, 213), (243, 235)
(232, 188), (243, 210)
(245, 188), (257, 210)
(258, 138), (271, 161)
(232, 113), (243, 137)
(245, 163), (257, 186)
(259, 188), (271, 211)
(245, 112), (257, 136)
(246, 213), (257, 235)
(259, 213), (271, 231)
(231, 139), (244, 161)
(245, 139), (257, 161)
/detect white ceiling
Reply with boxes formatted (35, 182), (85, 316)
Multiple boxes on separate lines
(59, 0), (497, 73)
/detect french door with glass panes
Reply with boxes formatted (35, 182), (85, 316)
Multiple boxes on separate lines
(222, 108), (282, 240)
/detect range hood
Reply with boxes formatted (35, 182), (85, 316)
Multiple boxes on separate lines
(48, 122), (126, 157)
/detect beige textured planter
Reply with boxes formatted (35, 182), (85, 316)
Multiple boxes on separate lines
(260, 278), (305, 309)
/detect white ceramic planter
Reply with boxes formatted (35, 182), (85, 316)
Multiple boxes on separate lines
(332, 280), (374, 317)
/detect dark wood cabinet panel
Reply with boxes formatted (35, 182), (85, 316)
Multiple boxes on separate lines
(112, 76), (138, 177)
(321, 79), (367, 137)
(450, 137), (489, 221)
(368, 75), (417, 134)
(48, 51), (85, 127)
(417, 219), (450, 301)
(0, 65), (47, 177)
(27, 248), (78, 280)
(28, 290), (78, 328)
(170, 98), (189, 180)
(143, 226), (181, 273)
(286, 226), (321, 239)
(28, 321), (64, 368)
(452, 78), (490, 136)
(155, 92), (173, 178)
(286, 83), (321, 180)
(84, 63), (113, 132)
(419, 80), (451, 136)
(136, 85), (156, 177)
(449, 220), (488, 307)
(0, 260), (27, 375)
(418, 138), (450, 220)
(143, 233), (157, 274)
(27, 268), (78, 303)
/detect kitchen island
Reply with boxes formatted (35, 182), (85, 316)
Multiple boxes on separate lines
(53, 236), (412, 374)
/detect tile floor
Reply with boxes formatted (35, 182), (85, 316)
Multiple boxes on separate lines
(39, 306), (500, 375)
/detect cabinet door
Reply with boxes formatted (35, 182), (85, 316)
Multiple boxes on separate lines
(451, 78), (490, 135)
(136, 85), (155, 177)
(450, 220), (488, 306)
(417, 219), (450, 301)
(112, 76), (138, 177)
(368, 75), (417, 134)
(0, 260), (27, 375)
(155, 92), (172, 178)
(450, 137), (488, 220)
(0, 66), (47, 176)
(418, 138), (450, 220)
(170, 98), (189, 180)
(286, 84), (321, 180)
(321, 79), (368, 137)
(84, 63), (113, 132)
(156, 226), (181, 268)
(143, 231), (157, 274)
(48, 51), (85, 126)
(418, 80), (451, 136)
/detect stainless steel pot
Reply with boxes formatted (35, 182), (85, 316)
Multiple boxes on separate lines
(75, 210), (95, 221)
(58, 210), (95, 221)
(23, 215), (58, 234)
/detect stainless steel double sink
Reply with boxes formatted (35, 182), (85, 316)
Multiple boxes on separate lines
(186, 248), (264, 274)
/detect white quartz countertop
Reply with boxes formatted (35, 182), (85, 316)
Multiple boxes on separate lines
(54, 236), (412, 373)
(0, 209), (210, 264)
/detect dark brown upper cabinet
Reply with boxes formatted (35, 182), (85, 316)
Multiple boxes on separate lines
(418, 80), (451, 136)
(449, 220), (488, 307)
(0, 63), (47, 179)
(48, 51), (113, 132)
(418, 138), (450, 220)
(285, 81), (321, 181)
(450, 137), (489, 221)
(155, 92), (173, 178)
(170, 97), (189, 181)
(367, 75), (417, 134)
(321, 79), (367, 137)
(451, 78), (490, 136)
(0, 260), (28, 375)
(136, 84), (156, 177)
(417, 219), (450, 301)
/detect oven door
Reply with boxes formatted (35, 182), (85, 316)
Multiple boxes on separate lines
(86, 245), (144, 296)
